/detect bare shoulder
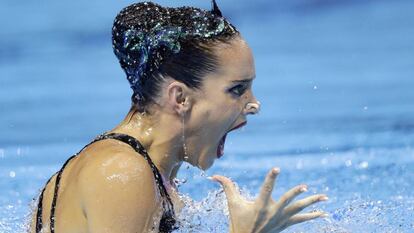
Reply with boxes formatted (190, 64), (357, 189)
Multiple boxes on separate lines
(77, 138), (155, 184)
(76, 139), (160, 232)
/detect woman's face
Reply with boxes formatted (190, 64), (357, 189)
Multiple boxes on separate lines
(185, 37), (260, 170)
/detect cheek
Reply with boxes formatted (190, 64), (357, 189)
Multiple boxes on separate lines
(215, 100), (240, 120)
(227, 96), (247, 115)
(192, 94), (244, 132)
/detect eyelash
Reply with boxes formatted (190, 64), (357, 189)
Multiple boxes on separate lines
(229, 84), (248, 97)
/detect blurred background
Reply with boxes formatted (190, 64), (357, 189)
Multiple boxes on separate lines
(1, 0), (413, 232)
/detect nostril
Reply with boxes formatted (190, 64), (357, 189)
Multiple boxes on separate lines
(245, 102), (260, 115)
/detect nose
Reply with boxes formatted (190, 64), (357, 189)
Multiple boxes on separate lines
(243, 100), (261, 115)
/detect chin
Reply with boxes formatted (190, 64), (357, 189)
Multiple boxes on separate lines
(196, 152), (216, 171)
(198, 161), (214, 171)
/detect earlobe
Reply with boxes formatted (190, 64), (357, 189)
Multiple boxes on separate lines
(178, 96), (192, 116)
(178, 101), (189, 116)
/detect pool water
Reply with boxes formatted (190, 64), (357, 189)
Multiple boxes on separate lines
(1, 0), (414, 232)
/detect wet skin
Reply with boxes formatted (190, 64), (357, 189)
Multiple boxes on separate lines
(29, 36), (260, 233)
(29, 36), (327, 233)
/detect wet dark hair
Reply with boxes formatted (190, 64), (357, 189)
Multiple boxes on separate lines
(112, 1), (240, 113)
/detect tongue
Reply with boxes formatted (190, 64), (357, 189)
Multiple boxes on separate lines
(217, 133), (227, 158)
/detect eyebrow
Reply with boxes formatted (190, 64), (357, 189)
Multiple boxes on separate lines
(231, 75), (256, 83)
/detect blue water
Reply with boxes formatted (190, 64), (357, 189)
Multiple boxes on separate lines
(1, 0), (414, 232)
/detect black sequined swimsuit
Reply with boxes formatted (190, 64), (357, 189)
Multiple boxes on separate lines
(35, 133), (178, 233)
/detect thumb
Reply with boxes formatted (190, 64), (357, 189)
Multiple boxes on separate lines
(210, 175), (241, 203)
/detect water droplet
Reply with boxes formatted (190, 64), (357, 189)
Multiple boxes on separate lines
(359, 161), (369, 169)
(9, 171), (16, 178)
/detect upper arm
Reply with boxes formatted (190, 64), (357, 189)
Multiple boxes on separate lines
(78, 147), (160, 233)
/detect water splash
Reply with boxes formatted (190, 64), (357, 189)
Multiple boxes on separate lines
(285, 197), (414, 233)
(0, 200), (33, 233)
(174, 190), (230, 233)
(172, 191), (414, 232)
(173, 181), (256, 233)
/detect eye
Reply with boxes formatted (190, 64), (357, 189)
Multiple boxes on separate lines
(228, 84), (248, 97)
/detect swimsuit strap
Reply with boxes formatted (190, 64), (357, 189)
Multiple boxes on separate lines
(35, 132), (177, 233)
(35, 176), (53, 233)
(100, 133), (177, 232)
(36, 133), (108, 233)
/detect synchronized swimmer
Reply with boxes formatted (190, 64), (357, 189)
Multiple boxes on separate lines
(30, 1), (327, 232)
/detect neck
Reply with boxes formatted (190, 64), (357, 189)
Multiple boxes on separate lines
(109, 107), (184, 183)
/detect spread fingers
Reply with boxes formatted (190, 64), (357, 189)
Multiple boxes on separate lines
(283, 194), (328, 217)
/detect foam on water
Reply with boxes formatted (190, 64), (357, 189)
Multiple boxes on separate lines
(173, 147), (414, 232)
(174, 190), (230, 232)
(1, 147), (414, 232)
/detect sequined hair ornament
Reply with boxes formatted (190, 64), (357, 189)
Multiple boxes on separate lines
(112, 0), (238, 102)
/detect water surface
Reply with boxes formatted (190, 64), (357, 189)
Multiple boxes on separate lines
(1, 0), (414, 232)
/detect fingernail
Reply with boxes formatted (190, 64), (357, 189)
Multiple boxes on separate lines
(300, 186), (308, 192)
(207, 176), (214, 180)
(319, 196), (329, 201)
(272, 167), (280, 174)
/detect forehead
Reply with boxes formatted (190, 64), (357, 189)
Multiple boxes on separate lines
(213, 38), (255, 82)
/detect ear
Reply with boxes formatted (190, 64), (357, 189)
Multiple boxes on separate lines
(166, 81), (192, 116)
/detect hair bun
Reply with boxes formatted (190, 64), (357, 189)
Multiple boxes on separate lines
(112, 1), (238, 106)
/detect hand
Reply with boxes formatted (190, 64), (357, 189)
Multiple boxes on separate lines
(210, 168), (328, 233)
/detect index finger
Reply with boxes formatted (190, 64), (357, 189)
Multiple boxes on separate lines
(258, 167), (280, 205)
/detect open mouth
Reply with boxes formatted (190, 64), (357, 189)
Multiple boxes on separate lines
(217, 121), (247, 158)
